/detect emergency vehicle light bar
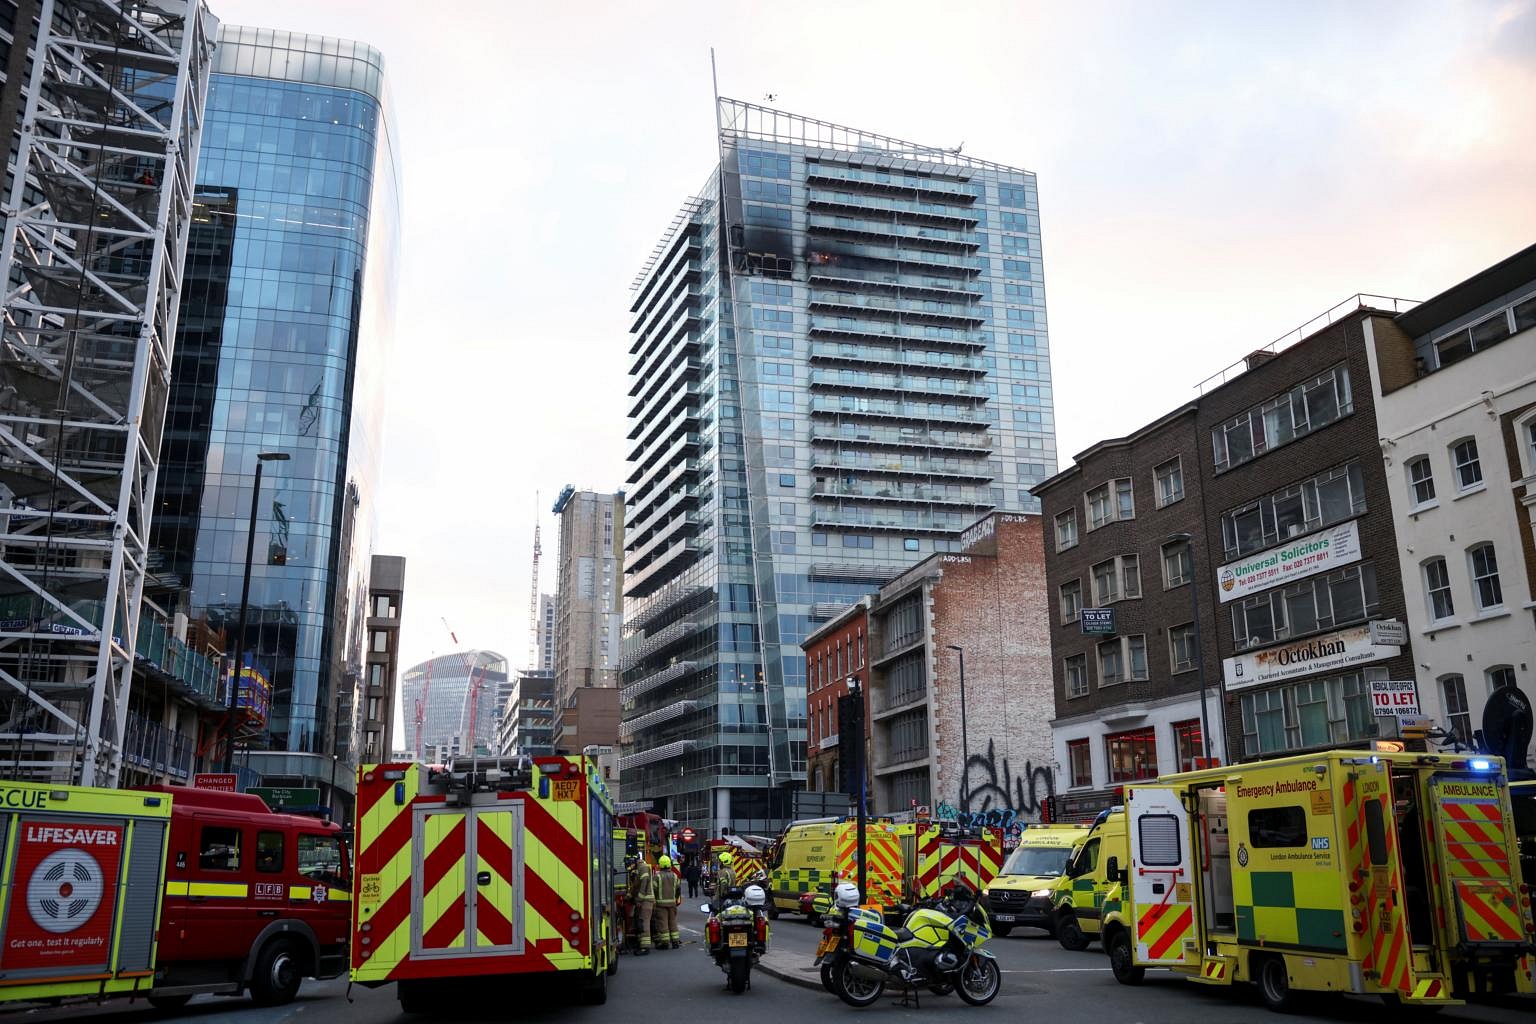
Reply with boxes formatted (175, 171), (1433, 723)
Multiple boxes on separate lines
(430, 755), (535, 798)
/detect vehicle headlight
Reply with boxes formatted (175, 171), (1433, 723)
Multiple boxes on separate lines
(981, 888), (991, 897)
(1031, 888), (1053, 899)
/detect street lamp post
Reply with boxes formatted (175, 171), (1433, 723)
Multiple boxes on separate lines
(221, 451), (289, 773)
(946, 645), (969, 807)
(1168, 533), (1214, 765)
(847, 674), (866, 901)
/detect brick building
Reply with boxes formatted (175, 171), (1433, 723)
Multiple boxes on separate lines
(1037, 294), (1422, 806)
(803, 598), (872, 796)
(804, 511), (1054, 823)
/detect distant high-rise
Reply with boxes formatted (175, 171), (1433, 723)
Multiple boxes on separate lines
(536, 594), (556, 672)
(401, 651), (506, 758)
(621, 100), (1055, 833)
(552, 488), (625, 752)
(363, 555), (406, 760)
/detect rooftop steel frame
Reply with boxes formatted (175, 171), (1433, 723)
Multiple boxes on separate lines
(0, 0), (217, 784)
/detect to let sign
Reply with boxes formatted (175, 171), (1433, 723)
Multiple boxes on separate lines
(193, 773), (238, 792)
(1080, 608), (1116, 635)
(1370, 680), (1421, 718)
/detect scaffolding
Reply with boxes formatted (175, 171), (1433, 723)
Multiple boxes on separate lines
(0, 0), (217, 784)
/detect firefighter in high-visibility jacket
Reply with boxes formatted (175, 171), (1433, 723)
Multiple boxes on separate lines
(655, 856), (682, 949)
(632, 856), (656, 954)
(714, 851), (737, 897)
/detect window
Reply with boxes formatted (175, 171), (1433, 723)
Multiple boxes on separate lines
(1527, 418), (1536, 473)
(1059, 579), (1082, 624)
(1487, 665), (1516, 693)
(1091, 555), (1138, 604)
(1097, 636), (1146, 684)
(1248, 807), (1307, 848)
(1154, 458), (1184, 507)
(1441, 674), (1471, 744)
(255, 831), (284, 873)
(297, 833), (348, 891)
(1467, 543), (1502, 610)
(1172, 719), (1203, 772)
(1121, 555), (1141, 599)
(199, 826), (242, 871)
(1064, 654), (1089, 700)
(1238, 669), (1382, 756)
(1212, 363), (1352, 471)
(371, 631), (389, 653)
(1220, 460), (1365, 560)
(778, 473), (796, 488)
(1423, 557), (1454, 621)
(1055, 510), (1078, 551)
(1162, 541), (1192, 588)
(1106, 727), (1158, 782)
(1229, 562), (1378, 650)
(903, 538), (920, 552)
(1168, 623), (1197, 673)
(1138, 815), (1181, 865)
(1406, 457), (1436, 508)
(1067, 739), (1092, 788)
(1086, 478), (1133, 529)
(1451, 439), (1482, 491)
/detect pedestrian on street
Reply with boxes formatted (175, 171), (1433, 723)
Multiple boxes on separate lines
(684, 857), (701, 898)
(632, 856), (656, 955)
(655, 855), (682, 949)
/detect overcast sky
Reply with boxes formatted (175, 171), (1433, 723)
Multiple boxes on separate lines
(213, 0), (1536, 698)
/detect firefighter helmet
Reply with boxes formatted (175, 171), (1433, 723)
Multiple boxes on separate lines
(719, 852), (734, 865)
(658, 855), (672, 869)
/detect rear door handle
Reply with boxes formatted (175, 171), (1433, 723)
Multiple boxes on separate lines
(477, 871), (492, 887)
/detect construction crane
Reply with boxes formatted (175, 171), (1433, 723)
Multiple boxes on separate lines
(458, 652), (490, 755)
(413, 618), (459, 759)
(527, 495), (542, 669)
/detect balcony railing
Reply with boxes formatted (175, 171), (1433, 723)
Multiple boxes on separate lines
(811, 451), (992, 481)
(618, 739), (700, 772)
(813, 480), (990, 507)
(620, 700), (700, 740)
(807, 188), (980, 224)
(812, 508), (980, 533)
(809, 315), (985, 348)
(810, 396), (989, 426)
(123, 710), (195, 779)
(810, 422), (992, 451)
(808, 342), (985, 374)
(809, 369), (988, 399)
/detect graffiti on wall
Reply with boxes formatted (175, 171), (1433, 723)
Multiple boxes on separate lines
(935, 739), (1057, 831)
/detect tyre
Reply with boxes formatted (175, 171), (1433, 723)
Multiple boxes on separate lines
(1057, 912), (1089, 951)
(992, 923), (1013, 938)
(955, 955), (1001, 1006)
(147, 995), (193, 1011)
(398, 980), (428, 1015)
(1107, 930), (1144, 985)
(834, 959), (886, 1008)
(808, 912), (823, 927)
(728, 957), (750, 995)
(1257, 955), (1296, 1013)
(579, 968), (608, 1006)
(248, 940), (303, 1007)
(820, 959), (845, 995)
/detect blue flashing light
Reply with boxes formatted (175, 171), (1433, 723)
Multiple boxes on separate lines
(1468, 758), (1493, 771)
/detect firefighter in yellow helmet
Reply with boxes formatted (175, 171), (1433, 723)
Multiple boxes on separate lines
(655, 855), (682, 949)
(632, 855), (656, 955)
(714, 850), (737, 898)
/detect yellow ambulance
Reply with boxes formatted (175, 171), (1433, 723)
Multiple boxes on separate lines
(1104, 750), (1534, 1012)
(982, 823), (1090, 937)
(1049, 808), (1127, 950)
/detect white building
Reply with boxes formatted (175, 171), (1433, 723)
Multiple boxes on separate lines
(1365, 243), (1536, 762)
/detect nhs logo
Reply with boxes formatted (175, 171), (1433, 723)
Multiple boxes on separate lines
(1310, 837), (1330, 851)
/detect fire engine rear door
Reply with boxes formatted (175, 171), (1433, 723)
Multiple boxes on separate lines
(411, 804), (524, 958)
(1126, 785), (1196, 966)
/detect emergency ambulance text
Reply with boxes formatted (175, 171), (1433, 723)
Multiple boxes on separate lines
(1234, 778), (1318, 800)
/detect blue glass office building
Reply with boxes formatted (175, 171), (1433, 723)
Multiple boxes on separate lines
(149, 27), (399, 796)
(621, 101), (1054, 833)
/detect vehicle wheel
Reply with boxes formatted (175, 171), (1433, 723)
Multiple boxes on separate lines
(248, 939), (303, 1007)
(808, 912), (823, 927)
(992, 923), (1013, 938)
(1057, 912), (1089, 951)
(728, 958), (750, 995)
(1257, 955), (1295, 1013)
(835, 958), (886, 1007)
(579, 968), (608, 1005)
(1107, 930), (1144, 985)
(147, 995), (193, 1011)
(955, 955), (1001, 1006)
(398, 980), (427, 1015)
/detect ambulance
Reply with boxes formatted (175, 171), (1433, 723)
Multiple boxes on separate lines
(350, 755), (617, 1012)
(982, 823), (1090, 937)
(1103, 750), (1535, 1012)
(0, 779), (349, 1010)
(765, 818), (902, 918)
(1049, 808), (1127, 950)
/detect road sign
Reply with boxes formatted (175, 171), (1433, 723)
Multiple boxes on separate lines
(1369, 619), (1408, 646)
(248, 786), (320, 809)
(1080, 608), (1116, 635)
(1370, 680), (1421, 718)
(193, 773), (238, 792)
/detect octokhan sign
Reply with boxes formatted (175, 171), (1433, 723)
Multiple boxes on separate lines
(1217, 520), (1361, 604)
(0, 817), (124, 972)
(1222, 623), (1399, 690)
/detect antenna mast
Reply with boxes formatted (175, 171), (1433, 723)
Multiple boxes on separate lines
(527, 495), (542, 669)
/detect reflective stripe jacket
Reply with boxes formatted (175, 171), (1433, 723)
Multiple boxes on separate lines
(657, 869), (679, 906)
(633, 864), (656, 902)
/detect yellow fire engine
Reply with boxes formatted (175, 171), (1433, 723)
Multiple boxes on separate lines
(350, 755), (616, 1011)
(1103, 749), (1535, 1012)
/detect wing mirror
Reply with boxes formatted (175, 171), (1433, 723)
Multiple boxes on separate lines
(1106, 856), (1127, 884)
(700, 903), (712, 914)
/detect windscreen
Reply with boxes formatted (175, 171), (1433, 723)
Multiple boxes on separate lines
(1000, 844), (1073, 878)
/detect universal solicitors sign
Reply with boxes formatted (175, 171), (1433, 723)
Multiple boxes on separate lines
(1217, 520), (1362, 604)
(1222, 623), (1400, 691)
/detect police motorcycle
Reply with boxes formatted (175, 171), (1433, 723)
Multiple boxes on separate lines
(701, 884), (770, 994)
(828, 880), (1001, 1008)
(814, 884), (959, 999)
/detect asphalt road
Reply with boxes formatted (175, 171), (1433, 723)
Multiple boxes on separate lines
(9, 904), (1533, 1024)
